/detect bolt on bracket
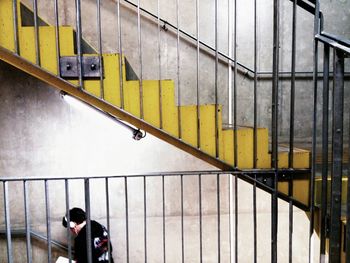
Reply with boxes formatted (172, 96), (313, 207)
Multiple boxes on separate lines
(59, 56), (103, 79)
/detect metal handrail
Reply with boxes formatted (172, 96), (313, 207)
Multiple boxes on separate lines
(122, 0), (324, 77)
(0, 229), (69, 252)
(316, 34), (350, 55)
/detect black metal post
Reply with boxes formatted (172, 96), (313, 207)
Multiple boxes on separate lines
(329, 49), (344, 263)
(320, 44), (330, 260)
(271, 0), (280, 261)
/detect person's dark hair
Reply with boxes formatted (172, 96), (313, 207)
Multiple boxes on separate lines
(62, 207), (86, 228)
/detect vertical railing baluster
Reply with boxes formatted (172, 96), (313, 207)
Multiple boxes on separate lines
(176, 0), (182, 140)
(320, 44), (330, 262)
(199, 174), (203, 263)
(288, 1), (297, 262)
(65, 179), (73, 262)
(217, 174), (221, 263)
(346, 89), (350, 263)
(3, 181), (13, 263)
(233, 0), (238, 168)
(157, 0), (163, 129)
(229, 174), (234, 263)
(309, 1), (320, 262)
(75, 0), (83, 89)
(105, 178), (112, 263)
(45, 180), (52, 263)
(96, 0), (104, 99)
(253, 0), (258, 169)
(23, 180), (32, 263)
(329, 49), (344, 263)
(235, 174), (238, 262)
(125, 177), (130, 263)
(54, 0), (61, 76)
(196, 0), (200, 149)
(144, 176), (148, 263)
(137, 0), (143, 119)
(271, 0), (280, 260)
(117, 0), (124, 109)
(85, 179), (92, 263)
(214, 0), (219, 158)
(33, 0), (40, 65)
(12, 0), (19, 54)
(253, 175), (257, 263)
(181, 175), (184, 263)
(162, 175), (166, 263)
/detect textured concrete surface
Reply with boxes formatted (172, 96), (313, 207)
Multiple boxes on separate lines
(1, 0), (348, 261)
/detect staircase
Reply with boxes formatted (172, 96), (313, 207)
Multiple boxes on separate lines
(0, 0), (310, 207)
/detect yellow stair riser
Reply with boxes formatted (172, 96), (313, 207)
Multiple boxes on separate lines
(19, 26), (75, 74)
(180, 105), (223, 158)
(0, 0), (21, 51)
(222, 128), (270, 168)
(278, 179), (310, 206)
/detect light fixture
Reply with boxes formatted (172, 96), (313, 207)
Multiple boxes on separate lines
(60, 91), (146, 141)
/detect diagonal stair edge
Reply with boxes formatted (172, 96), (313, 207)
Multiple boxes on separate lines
(0, 45), (235, 171)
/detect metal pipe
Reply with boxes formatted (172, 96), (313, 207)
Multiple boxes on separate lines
(217, 174), (221, 263)
(199, 174), (203, 263)
(320, 44), (330, 261)
(289, 0), (297, 170)
(122, 0), (317, 75)
(105, 178), (112, 263)
(329, 49), (344, 263)
(288, 1), (297, 262)
(176, 0), (182, 140)
(157, 0), (163, 129)
(75, 0), (83, 89)
(3, 181), (13, 263)
(54, 0), (61, 76)
(162, 175), (166, 263)
(137, 0), (143, 119)
(253, 0), (258, 169)
(85, 179), (93, 263)
(181, 175), (185, 263)
(45, 180), (52, 263)
(229, 174), (234, 263)
(33, 0), (40, 65)
(65, 179), (73, 262)
(346, 93), (350, 263)
(235, 174), (238, 262)
(271, 0), (280, 260)
(309, 1), (320, 261)
(23, 181), (32, 263)
(117, 0), (124, 109)
(96, 0), (104, 99)
(12, 0), (19, 54)
(253, 175), (257, 263)
(144, 176), (148, 263)
(125, 177), (130, 263)
(214, 0), (219, 158)
(233, 0), (238, 168)
(196, 0), (200, 149)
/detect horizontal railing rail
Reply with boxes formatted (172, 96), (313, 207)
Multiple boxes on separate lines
(0, 229), (69, 252)
(0, 171), (311, 263)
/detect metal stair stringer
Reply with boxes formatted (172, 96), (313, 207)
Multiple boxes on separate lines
(0, 45), (234, 172)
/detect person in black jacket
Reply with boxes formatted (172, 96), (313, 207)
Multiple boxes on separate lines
(62, 207), (114, 263)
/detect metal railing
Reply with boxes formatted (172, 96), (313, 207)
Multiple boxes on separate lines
(314, 31), (350, 262)
(1, 171), (309, 263)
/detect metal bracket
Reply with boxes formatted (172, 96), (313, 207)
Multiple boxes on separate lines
(59, 56), (103, 79)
